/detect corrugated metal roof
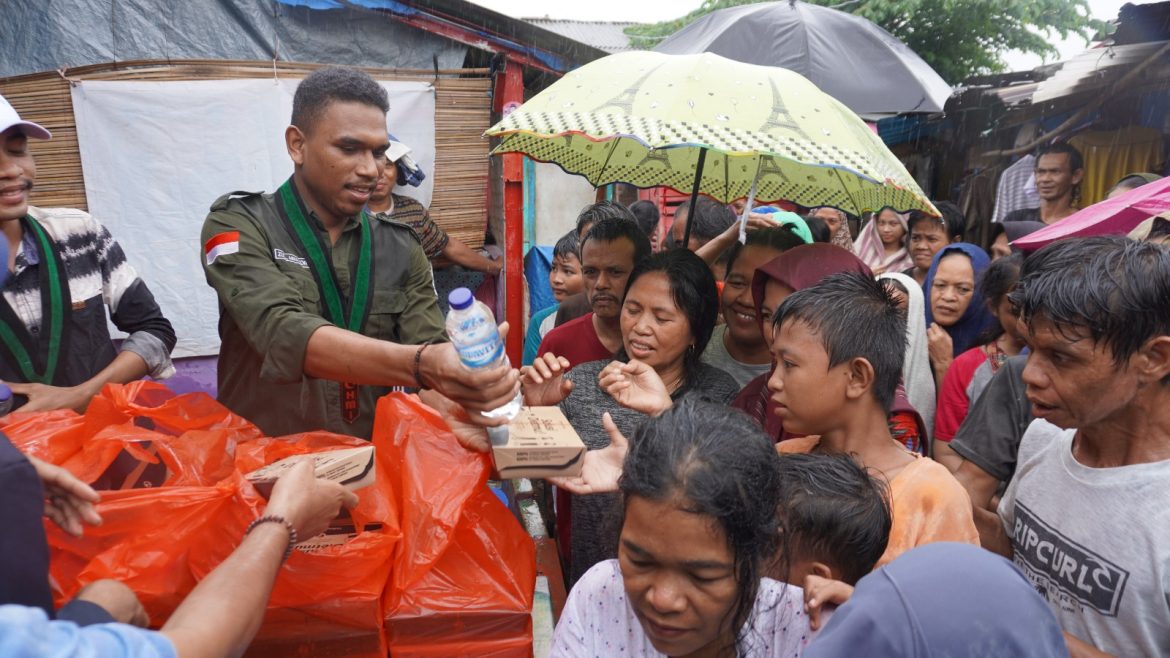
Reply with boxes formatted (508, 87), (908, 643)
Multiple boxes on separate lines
(991, 81), (1041, 106)
(525, 19), (637, 53)
(1031, 41), (1168, 103)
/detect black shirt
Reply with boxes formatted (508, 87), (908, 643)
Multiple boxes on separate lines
(948, 355), (1034, 482)
(1002, 208), (1041, 223)
(0, 433), (114, 625)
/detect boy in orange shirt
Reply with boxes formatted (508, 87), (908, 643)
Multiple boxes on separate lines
(769, 272), (978, 568)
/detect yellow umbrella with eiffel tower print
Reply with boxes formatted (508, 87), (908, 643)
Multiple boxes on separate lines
(486, 50), (937, 246)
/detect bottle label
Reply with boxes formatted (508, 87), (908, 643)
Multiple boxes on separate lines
(453, 314), (489, 334)
(457, 337), (504, 368)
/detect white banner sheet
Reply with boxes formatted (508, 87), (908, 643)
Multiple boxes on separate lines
(71, 78), (436, 357)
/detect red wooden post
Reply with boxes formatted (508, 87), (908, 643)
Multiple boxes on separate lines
(494, 57), (526, 366)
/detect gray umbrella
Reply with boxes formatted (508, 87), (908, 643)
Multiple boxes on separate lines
(654, 0), (952, 115)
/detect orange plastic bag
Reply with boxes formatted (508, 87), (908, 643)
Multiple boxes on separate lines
(4, 381), (260, 488)
(4, 383), (261, 621)
(377, 393), (537, 658)
(44, 479), (243, 623)
(201, 431), (403, 658)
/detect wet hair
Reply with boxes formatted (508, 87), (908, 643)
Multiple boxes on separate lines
(813, 206), (847, 222)
(552, 230), (580, 261)
(686, 198), (737, 245)
(629, 200), (661, 238)
(982, 254), (1023, 308)
(618, 249), (719, 395)
(1036, 142), (1084, 173)
(581, 216), (652, 266)
(1011, 236), (1170, 381)
(803, 215), (832, 243)
(882, 276), (909, 297)
(909, 201), (965, 242)
(291, 67), (389, 133)
(976, 254), (1023, 343)
(1149, 217), (1170, 242)
(773, 272), (906, 411)
(576, 200), (635, 238)
(724, 226), (807, 276)
(620, 400), (783, 657)
(775, 453), (891, 585)
(1109, 173), (1161, 197)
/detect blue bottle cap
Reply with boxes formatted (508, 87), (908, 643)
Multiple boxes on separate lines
(448, 287), (474, 310)
(0, 384), (11, 401)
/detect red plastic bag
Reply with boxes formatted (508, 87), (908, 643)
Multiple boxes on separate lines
(377, 393), (536, 658)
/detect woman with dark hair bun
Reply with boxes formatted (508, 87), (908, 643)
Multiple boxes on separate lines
(551, 400), (815, 657)
(522, 249), (739, 585)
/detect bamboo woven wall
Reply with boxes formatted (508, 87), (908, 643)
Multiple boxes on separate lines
(0, 60), (491, 249)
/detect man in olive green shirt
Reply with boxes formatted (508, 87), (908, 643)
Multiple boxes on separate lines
(200, 66), (517, 443)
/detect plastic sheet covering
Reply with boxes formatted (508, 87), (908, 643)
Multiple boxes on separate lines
(0, 0), (466, 78)
(377, 393), (537, 658)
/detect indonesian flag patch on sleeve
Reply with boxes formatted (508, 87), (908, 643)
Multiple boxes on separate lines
(204, 231), (240, 265)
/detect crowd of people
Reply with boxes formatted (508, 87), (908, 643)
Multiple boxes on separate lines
(526, 142), (1168, 655)
(0, 63), (1168, 658)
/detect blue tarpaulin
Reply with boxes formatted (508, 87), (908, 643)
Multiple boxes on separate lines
(524, 247), (556, 318)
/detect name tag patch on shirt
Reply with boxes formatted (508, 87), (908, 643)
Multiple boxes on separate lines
(273, 248), (309, 269)
(204, 231), (240, 265)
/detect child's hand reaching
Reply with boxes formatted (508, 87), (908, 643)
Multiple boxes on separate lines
(804, 575), (854, 631)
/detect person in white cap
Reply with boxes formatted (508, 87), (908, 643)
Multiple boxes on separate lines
(0, 93), (175, 413)
(366, 135), (502, 276)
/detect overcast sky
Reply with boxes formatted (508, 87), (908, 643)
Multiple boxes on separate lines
(469, 0), (1151, 74)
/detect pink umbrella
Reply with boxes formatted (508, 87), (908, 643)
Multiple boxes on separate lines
(1012, 176), (1170, 250)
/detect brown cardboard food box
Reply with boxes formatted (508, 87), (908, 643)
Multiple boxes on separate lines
(245, 445), (376, 498)
(295, 521), (385, 554)
(492, 406), (586, 480)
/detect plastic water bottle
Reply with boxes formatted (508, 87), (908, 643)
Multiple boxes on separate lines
(445, 288), (522, 446)
(0, 383), (11, 417)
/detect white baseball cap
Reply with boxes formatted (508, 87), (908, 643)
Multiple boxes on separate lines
(0, 94), (51, 140)
(385, 133), (411, 163)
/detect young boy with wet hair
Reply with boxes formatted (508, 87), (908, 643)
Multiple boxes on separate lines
(773, 452), (892, 631)
(769, 272), (977, 567)
(523, 231), (582, 365)
(774, 452), (892, 587)
(992, 235), (1170, 657)
(769, 272), (977, 628)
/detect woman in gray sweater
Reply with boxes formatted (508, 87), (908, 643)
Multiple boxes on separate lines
(523, 249), (738, 585)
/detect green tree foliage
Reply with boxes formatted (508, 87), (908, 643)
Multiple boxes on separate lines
(625, 0), (1110, 84)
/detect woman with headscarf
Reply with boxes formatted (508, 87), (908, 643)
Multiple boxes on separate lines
(923, 243), (995, 387)
(854, 207), (913, 275)
(933, 255), (1026, 470)
(733, 244), (928, 452)
(803, 543), (1069, 658)
(877, 272), (935, 445)
(811, 206), (856, 253)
